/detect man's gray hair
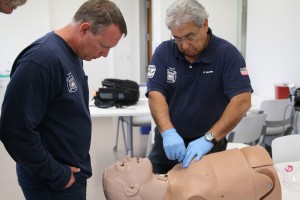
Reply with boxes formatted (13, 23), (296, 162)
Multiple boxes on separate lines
(165, 0), (209, 29)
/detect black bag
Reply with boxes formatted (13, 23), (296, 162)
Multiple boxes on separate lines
(94, 78), (140, 108)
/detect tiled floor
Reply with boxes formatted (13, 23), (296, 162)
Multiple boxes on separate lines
(0, 117), (149, 200)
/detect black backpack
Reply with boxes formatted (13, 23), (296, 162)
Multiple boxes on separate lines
(93, 78), (140, 108)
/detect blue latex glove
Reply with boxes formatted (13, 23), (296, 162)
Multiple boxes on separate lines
(161, 128), (186, 162)
(182, 136), (214, 168)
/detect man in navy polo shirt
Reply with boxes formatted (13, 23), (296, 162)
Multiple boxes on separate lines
(0, 0), (127, 199)
(146, 0), (252, 174)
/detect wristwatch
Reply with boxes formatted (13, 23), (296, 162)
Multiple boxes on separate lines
(204, 132), (217, 145)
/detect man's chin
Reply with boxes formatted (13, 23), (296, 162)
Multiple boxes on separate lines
(183, 49), (198, 56)
(83, 57), (93, 61)
(184, 52), (198, 58)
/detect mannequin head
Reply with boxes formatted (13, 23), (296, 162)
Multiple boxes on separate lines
(103, 156), (168, 200)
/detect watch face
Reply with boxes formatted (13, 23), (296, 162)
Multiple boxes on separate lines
(205, 133), (213, 141)
(205, 132), (217, 145)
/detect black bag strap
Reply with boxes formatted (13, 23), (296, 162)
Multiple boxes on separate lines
(94, 98), (115, 108)
(102, 78), (139, 91)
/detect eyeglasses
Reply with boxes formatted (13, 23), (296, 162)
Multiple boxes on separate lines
(170, 27), (201, 45)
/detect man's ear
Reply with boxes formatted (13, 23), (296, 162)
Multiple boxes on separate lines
(79, 22), (91, 34)
(125, 184), (140, 196)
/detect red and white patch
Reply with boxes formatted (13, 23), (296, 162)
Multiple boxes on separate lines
(240, 67), (249, 75)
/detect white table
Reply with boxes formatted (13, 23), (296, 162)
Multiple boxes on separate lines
(274, 161), (300, 199)
(89, 99), (151, 156)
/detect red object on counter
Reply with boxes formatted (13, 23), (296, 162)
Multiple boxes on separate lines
(275, 84), (290, 99)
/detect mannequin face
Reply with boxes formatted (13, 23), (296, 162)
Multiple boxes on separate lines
(109, 157), (153, 183)
(103, 157), (155, 199)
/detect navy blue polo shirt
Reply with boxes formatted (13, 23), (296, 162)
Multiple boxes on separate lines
(0, 32), (92, 190)
(147, 28), (252, 138)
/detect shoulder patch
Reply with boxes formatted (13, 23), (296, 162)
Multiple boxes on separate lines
(147, 65), (156, 78)
(66, 72), (77, 93)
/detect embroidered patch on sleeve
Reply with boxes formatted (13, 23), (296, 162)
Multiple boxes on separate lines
(147, 65), (156, 78)
(66, 72), (77, 93)
(240, 67), (249, 75)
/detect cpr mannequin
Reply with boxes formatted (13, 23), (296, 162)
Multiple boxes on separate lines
(102, 146), (281, 200)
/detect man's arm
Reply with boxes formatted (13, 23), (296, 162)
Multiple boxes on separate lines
(182, 92), (251, 168)
(148, 91), (186, 161)
(148, 91), (173, 132)
(210, 92), (252, 141)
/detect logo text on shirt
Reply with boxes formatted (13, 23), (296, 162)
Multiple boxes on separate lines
(167, 67), (177, 83)
(66, 72), (77, 93)
(203, 70), (214, 74)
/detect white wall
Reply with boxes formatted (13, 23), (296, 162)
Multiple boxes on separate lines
(112, 0), (141, 81)
(152, 0), (239, 49)
(0, 0), (50, 70)
(246, 0), (300, 99)
(0, 0), (141, 99)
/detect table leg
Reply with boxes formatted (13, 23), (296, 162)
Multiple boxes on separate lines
(126, 116), (133, 157)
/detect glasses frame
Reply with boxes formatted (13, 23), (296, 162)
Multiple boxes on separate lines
(170, 27), (202, 45)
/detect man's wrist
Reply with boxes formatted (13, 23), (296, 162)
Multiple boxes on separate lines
(204, 131), (217, 145)
(162, 128), (176, 137)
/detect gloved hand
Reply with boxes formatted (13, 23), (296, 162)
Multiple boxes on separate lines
(161, 128), (186, 162)
(182, 136), (214, 168)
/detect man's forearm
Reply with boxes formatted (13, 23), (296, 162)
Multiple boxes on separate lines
(148, 91), (174, 133)
(209, 92), (252, 141)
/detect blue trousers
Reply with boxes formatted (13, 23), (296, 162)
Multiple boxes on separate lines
(17, 164), (87, 200)
(21, 181), (86, 200)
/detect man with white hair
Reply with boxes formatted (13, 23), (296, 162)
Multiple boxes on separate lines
(146, 0), (252, 174)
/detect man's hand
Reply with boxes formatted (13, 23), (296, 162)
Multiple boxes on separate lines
(162, 128), (186, 162)
(64, 166), (80, 189)
(182, 136), (213, 168)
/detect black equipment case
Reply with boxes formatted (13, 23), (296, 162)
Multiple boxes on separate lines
(93, 78), (140, 108)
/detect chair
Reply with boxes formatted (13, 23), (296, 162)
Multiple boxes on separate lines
(226, 113), (267, 149)
(113, 84), (152, 153)
(259, 99), (294, 149)
(291, 111), (300, 134)
(271, 134), (300, 163)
